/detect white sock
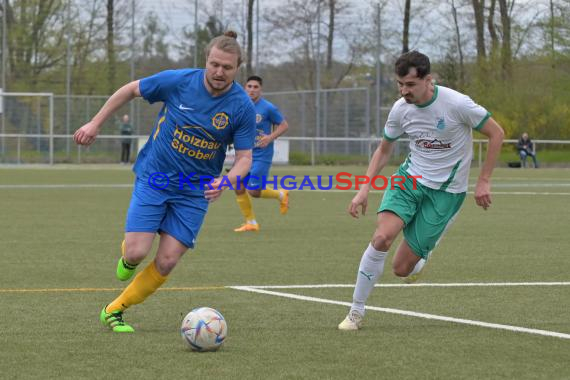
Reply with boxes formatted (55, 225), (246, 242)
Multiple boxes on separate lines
(246, 219), (257, 225)
(408, 258), (426, 276)
(351, 243), (387, 316)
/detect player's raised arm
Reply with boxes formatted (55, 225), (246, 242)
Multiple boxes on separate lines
(257, 119), (289, 148)
(73, 80), (141, 146)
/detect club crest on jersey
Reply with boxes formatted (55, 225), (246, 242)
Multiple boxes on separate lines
(436, 117), (446, 130)
(256, 114), (263, 124)
(212, 112), (229, 130)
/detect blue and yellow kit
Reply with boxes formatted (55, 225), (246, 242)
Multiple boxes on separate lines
(126, 69), (256, 247)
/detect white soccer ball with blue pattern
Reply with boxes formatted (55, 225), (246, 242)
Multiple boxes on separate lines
(181, 307), (227, 352)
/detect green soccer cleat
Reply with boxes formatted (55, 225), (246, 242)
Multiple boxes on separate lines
(100, 306), (134, 333)
(116, 240), (137, 281)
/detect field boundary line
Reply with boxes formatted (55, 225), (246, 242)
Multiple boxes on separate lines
(2, 281), (569, 293)
(239, 281), (570, 289)
(230, 286), (570, 340)
(0, 286), (226, 293)
(0, 183), (569, 196)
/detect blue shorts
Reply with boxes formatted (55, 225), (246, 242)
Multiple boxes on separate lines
(125, 177), (209, 248)
(239, 160), (272, 190)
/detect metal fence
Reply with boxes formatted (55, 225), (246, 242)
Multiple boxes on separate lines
(0, 88), (387, 164)
(1, 131), (570, 167)
(1, 90), (569, 166)
(49, 87), (380, 139)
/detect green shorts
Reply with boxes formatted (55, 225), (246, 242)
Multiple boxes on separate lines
(378, 167), (466, 259)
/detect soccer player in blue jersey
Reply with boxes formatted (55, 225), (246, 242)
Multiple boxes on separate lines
(233, 75), (290, 232)
(73, 31), (256, 333)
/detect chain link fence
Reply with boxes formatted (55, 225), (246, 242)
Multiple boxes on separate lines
(2, 89), (569, 167)
(0, 88), (385, 164)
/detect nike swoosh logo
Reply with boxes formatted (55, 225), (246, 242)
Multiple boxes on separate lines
(359, 271), (373, 281)
(179, 104), (194, 111)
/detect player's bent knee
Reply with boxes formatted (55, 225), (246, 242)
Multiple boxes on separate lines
(371, 232), (394, 251)
(154, 256), (179, 276)
(248, 189), (262, 198)
(392, 264), (412, 278)
(124, 243), (150, 263)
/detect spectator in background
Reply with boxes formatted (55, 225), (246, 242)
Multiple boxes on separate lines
(517, 132), (538, 168)
(120, 114), (133, 164)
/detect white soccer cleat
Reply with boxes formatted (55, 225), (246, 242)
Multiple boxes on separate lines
(338, 310), (363, 331)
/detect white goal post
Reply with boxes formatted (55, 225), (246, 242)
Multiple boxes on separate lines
(0, 91), (54, 164)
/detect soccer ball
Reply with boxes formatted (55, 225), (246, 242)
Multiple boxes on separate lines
(180, 307), (227, 352)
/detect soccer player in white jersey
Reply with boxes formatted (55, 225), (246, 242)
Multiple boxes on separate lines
(338, 51), (504, 330)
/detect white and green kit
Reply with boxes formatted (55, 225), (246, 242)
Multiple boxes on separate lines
(380, 85), (491, 258)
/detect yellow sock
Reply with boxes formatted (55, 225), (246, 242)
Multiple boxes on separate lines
(107, 261), (167, 312)
(236, 192), (256, 221)
(260, 189), (281, 200)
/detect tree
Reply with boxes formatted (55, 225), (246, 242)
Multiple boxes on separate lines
(488, 0), (500, 59)
(106, 0), (115, 93)
(471, 0), (486, 62)
(326, 0), (335, 69)
(550, 0), (555, 65)
(265, 0), (359, 90)
(450, 0), (465, 87)
(141, 12), (168, 60)
(178, 16), (224, 68)
(69, 0), (107, 94)
(3, 0), (67, 91)
(246, 0), (254, 76)
(402, 0), (411, 53)
(264, 0), (322, 89)
(498, 0), (513, 79)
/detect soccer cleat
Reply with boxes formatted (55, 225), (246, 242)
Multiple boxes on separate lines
(100, 306), (134, 333)
(233, 223), (260, 232)
(338, 310), (363, 331)
(116, 240), (137, 281)
(279, 190), (289, 215)
(402, 258), (428, 284)
(402, 272), (422, 284)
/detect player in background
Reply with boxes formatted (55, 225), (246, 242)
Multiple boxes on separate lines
(338, 50), (504, 330)
(74, 31), (256, 333)
(233, 75), (290, 232)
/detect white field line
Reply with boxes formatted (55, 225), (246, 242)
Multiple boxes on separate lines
(279, 176), (570, 188)
(230, 285), (570, 340)
(309, 178), (570, 186)
(0, 183), (569, 196)
(486, 183), (570, 187)
(491, 176), (570, 181)
(239, 282), (570, 289)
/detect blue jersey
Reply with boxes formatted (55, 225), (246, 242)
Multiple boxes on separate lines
(134, 69), (256, 189)
(253, 98), (284, 163)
